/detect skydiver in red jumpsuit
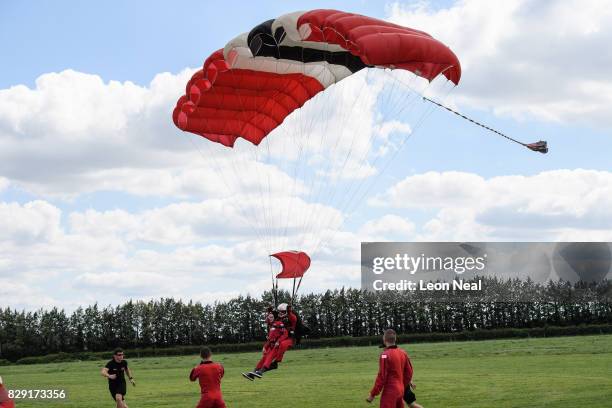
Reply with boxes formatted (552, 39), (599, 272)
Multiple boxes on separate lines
(242, 318), (288, 380)
(274, 303), (297, 365)
(366, 329), (423, 408)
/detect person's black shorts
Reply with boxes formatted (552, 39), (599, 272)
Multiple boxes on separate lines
(109, 381), (127, 400)
(404, 388), (417, 405)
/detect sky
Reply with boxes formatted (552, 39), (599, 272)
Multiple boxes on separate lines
(1, 0), (612, 311)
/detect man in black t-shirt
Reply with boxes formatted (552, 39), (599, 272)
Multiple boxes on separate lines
(101, 348), (135, 408)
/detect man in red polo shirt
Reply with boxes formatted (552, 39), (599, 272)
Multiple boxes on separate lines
(0, 376), (15, 408)
(190, 347), (226, 408)
(367, 329), (422, 408)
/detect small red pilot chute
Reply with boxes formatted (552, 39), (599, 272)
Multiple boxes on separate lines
(272, 251), (311, 279)
(271, 251), (311, 303)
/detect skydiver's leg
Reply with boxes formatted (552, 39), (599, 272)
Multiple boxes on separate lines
(379, 390), (404, 408)
(114, 394), (128, 408)
(404, 385), (421, 407)
(263, 346), (279, 369)
(255, 353), (267, 370)
(195, 398), (212, 408)
(274, 338), (294, 362)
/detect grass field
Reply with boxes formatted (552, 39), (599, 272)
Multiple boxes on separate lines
(2, 335), (611, 407)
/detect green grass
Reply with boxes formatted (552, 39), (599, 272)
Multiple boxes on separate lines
(2, 335), (612, 407)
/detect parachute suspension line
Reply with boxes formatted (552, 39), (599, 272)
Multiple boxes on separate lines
(263, 136), (275, 252)
(263, 37), (312, 255)
(333, 68), (421, 225)
(181, 69), (279, 252)
(253, 62), (279, 256)
(301, 71), (380, 249)
(269, 255), (277, 307)
(297, 66), (372, 252)
(294, 276), (304, 302)
(292, 28), (369, 253)
(301, 27), (415, 245)
(310, 74), (453, 257)
(287, 50), (328, 253)
(312, 44), (376, 231)
(225, 50), (276, 257)
(308, 69), (426, 256)
(421, 96), (548, 154)
(202, 72), (275, 252)
(327, 69), (417, 216)
(293, 63), (326, 253)
(186, 131), (266, 245)
(281, 56), (312, 254)
(337, 79), (446, 213)
(262, 51), (283, 255)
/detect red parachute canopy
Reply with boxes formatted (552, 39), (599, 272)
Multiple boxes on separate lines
(272, 251), (311, 279)
(173, 9), (461, 147)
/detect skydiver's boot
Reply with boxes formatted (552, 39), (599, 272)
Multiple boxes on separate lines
(241, 372), (255, 381)
(250, 369), (264, 378)
(268, 361), (278, 370)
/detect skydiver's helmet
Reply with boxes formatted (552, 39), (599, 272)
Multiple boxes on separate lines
(277, 303), (288, 319)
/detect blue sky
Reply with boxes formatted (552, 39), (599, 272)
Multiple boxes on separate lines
(1, 0), (611, 310)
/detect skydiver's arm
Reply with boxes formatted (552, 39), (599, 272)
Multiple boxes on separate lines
(189, 367), (198, 382)
(403, 357), (413, 387)
(126, 367), (136, 386)
(370, 354), (388, 398)
(101, 367), (115, 380)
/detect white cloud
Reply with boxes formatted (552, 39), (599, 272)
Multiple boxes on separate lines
(0, 66), (417, 207)
(3, 2), (612, 309)
(0, 198), (352, 309)
(0, 177), (8, 192)
(372, 171), (485, 208)
(0, 69), (191, 196)
(67, 196), (344, 247)
(0, 279), (57, 310)
(0, 200), (62, 244)
(0, 69), (307, 200)
(387, 0), (612, 128)
(358, 214), (416, 241)
(377, 169), (612, 240)
(3, 168), (612, 310)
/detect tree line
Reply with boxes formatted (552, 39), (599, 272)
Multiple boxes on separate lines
(1, 277), (610, 361)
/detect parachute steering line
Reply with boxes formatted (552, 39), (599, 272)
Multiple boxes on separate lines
(421, 96), (548, 154)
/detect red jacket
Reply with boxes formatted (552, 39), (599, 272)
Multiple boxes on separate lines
(370, 345), (413, 397)
(190, 361), (225, 398)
